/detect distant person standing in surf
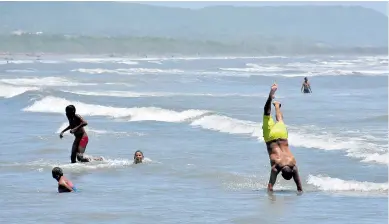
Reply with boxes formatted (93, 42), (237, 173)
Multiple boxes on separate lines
(59, 105), (92, 163)
(301, 77), (312, 93)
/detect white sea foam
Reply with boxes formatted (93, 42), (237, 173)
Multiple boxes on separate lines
(348, 152), (388, 165)
(56, 122), (145, 137)
(0, 77), (95, 87)
(6, 60), (35, 64)
(24, 97), (387, 164)
(8, 158), (153, 172)
(0, 84), (39, 98)
(147, 60), (163, 65)
(72, 68), (184, 75)
(68, 58), (138, 65)
(62, 90), (267, 98)
(68, 56), (289, 64)
(62, 90), (171, 98)
(23, 96), (210, 122)
(190, 115), (261, 138)
(218, 57), (388, 77)
(6, 69), (37, 73)
(190, 115), (388, 165)
(307, 175), (388, 192)
(37, 60), (62, 64)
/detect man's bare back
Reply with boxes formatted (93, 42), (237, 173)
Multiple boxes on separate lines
(267, 140), (296, 168)
(301, 77), (312, 93)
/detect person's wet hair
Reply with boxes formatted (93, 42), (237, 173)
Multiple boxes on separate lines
(52, 167), (63, 179)
(281, 166), (294, 180)
(65, 105), (76, 115)
(133, 150), (144, 164)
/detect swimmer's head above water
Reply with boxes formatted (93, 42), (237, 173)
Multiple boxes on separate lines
(133, 150), (144, 164)
(52, 166), (75, 193)
(52, 167), (63, 180)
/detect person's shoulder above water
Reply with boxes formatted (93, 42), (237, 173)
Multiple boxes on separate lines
(52, 167), (76, 193)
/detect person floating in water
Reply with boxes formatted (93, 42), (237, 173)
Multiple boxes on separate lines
(301, 77), (312, 93)
(262, 83), (303, 193)
(133, 150), (144, 164)
(59, 105), (102, 163)
(52, 167), (76, 193)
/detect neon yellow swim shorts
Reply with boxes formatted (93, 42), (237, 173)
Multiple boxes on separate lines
(262, 115), (288, 143)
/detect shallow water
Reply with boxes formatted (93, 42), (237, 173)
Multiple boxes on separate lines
(0, 55), (387, 223)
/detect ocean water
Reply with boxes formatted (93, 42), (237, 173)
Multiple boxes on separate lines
(0, 55), (387, 223)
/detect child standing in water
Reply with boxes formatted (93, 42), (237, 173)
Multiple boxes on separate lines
(59, 105), (90, 163)
(52, 167), (76, 193)
(59, 105), (103, 163)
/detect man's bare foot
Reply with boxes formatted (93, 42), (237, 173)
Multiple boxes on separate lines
(267, 183), (274, 192)
(273, 101), (282, 108)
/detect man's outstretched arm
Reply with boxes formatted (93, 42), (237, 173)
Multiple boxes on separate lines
(267, 165), (279, 192)
(264, 84), (277, 116)
(293, 166), (303, 192)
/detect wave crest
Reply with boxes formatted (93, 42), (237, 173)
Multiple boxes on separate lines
(307, 175), (388, 192)
(23, 96), (387, 165)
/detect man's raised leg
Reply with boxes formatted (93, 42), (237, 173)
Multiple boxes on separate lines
(273, 101), (283, 122)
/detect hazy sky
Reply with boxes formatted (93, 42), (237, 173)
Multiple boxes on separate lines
(138, 1), (388, 15)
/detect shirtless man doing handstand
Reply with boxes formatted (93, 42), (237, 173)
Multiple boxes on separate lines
(262, 83), (303, 193)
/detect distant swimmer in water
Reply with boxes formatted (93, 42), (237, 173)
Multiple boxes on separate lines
(52, 167), (76, 193)
(301, 77), (312, 93)
(133, 150), (144, 164)
(59, 105), (103, 163)
(262, 83), (303, 193)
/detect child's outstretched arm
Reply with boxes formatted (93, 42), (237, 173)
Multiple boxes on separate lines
(60, 125), (71, 138)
